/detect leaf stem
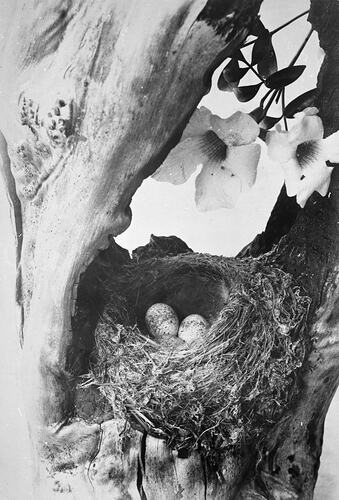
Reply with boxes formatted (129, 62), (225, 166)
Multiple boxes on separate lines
(275, 89), (283, 103)
(270, 10), (310, 37)
(242, 10), (309, 48)
(261, 27), (313, 120)
(282, 89), (288, 131)
(263, 89), (279, 115)
(289, 27), (314, 66)
(260, 88), (274, 108)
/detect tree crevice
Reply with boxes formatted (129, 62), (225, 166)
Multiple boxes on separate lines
(137, 432), (148, 500)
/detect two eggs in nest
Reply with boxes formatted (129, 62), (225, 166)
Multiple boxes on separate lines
(145, 303), (208, 347)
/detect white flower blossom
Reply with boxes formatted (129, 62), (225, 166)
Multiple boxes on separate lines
(266, 110), (339, 207)
(152, 107), (261, 211)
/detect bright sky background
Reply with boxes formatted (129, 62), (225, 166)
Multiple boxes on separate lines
(0, 1), (337, 498)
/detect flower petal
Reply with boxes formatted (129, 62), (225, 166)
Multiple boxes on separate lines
(303, 107), (319, 116)
(195, 162), (241, 211)
(288, 115), (324, 145)
(152, 132), (226, 185)
(296, 161), (333, 207)
(281, 158), (303, 196)
(181, 106), (213, 140)
(226, 143), (261, 190)
(323, 130), (339, 163)
(152, 138), (201, 184)
(266, 130), (295, 163)
(294, 107), (319, 119)
(210, 111), (260, 146)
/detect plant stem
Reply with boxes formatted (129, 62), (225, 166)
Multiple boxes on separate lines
(282, 89), (288, 131)
(243, 16), (313, 128)
(270, 10), (310, 37)
(260, 88), (274, 108)
(275, 89), (283, 103)
(262, 28), (313, 118)
(289, 27), (313, 66)
(263, 89), (279, 115)
(242, 10), (309, 48)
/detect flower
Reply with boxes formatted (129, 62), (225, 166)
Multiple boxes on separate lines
(266, 109), (339, 207)
(152, 107), (261, 211)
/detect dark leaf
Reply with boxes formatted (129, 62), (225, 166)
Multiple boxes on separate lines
(259, 116), (281, 130)
(283, 88), (318, 118)
(249, 107), (265, 123)
(257, 37), (277, 78)
(232, 50), (246, 62)
(217, 72), (239, 92)
(250, 17), (267, 37)
(217, 59), (248, 91)
(223, 58), (239, 80)
(223, 59), (249, 83)
(265, 65), (306, 89)
(251, 30), (270, 65)
(233, 66), (249, 81)
(234, 83), (262, 103)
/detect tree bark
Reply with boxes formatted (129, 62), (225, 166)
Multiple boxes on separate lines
(237, 2), (339, 497)
(0, 0), (263, 497)
(0, 0), (338, 498)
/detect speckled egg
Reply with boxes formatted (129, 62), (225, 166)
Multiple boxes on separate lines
(145, 303), (179, 341)
(178, 314), (208, 346)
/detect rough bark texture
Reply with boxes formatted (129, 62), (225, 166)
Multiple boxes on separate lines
(0, 0), (338, 498)
(0, 0), (265, 498)
(237, 2), (339, 498)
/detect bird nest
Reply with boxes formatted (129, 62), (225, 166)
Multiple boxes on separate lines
(80, 247), (311, 465)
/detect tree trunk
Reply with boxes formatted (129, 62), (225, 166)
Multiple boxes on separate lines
(0, 0), (338, 499)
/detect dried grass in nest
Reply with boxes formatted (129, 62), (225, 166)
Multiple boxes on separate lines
(85, 258), (311, 464)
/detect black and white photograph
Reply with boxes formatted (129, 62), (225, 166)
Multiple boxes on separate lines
(0, 0), (338, 498)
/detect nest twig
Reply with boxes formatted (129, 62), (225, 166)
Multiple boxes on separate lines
(82, 255), (311, 465)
